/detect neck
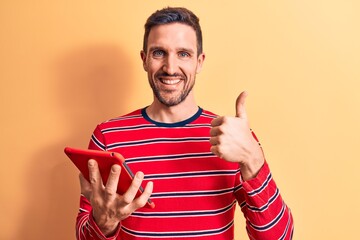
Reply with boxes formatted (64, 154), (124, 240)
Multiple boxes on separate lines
(146, 93), (198, 123)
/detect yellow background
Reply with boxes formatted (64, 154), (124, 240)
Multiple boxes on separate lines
(1, 1), (359, 239)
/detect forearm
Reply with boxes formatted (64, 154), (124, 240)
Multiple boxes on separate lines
(76, 195), (121, 240)
(240, 162), (294, 239)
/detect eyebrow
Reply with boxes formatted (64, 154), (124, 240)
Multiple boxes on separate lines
(148, 46), (195, 54)
(177, 47), (195, 54)
(148, 46), (163, 53)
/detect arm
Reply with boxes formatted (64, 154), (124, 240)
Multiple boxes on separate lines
(210, 92), (294, 239)
(237, 162), (294, 239)
(76, 194), (121, 240)
(75, 126), (153, 240)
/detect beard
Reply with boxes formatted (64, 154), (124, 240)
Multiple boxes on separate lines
(149, 72), (195, 107)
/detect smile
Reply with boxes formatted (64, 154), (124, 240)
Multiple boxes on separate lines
(159, 79), (181, 85)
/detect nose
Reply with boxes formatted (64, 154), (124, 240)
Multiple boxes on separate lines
(162, 54), (177, 75)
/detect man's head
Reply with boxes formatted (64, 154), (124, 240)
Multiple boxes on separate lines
(143, 7), (203, 57)
(141, 7), (205, 107)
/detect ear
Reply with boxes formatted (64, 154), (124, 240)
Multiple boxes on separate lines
(195, 52), (206, 74)
(140, 50), (148, 72)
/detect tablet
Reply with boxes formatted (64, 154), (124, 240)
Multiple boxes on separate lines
(64, 147), (155, 209)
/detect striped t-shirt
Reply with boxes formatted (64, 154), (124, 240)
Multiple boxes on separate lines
(76, 107), (294, 240)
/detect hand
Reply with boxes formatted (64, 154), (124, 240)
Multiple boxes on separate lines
(79, 160), (153, 236)
(210, 91), (265, 180)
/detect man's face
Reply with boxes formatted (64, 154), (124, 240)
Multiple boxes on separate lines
(141, 23), (205, 107)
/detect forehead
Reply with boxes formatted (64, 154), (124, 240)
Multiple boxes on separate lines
(147, 23), (197, 51)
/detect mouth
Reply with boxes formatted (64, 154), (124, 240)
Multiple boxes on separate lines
(159, 78), (182, 85)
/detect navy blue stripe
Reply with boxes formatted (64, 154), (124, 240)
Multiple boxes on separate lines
(201, 113), (217, 119)
(102, 125), (156, 133)
(91, 135), (105, 150)
(247, 172), (272, 196)
(107, 114), (142, 122)
(102, 123), (211, 134)
(132, 201), (236, 217)
(248, 203), (286, 231)
(290, 226), (294, 239)
(121, 220), (233, 237)
(184, 123), (211, 128)
(144, 169), (240, 180)
(126, 152), (215, 163)
(279, 211), (292, 240)
(107, 137), (209, 149)
(233, 184), (243, 192)
(247, 188), (279, 212)
(151, 187), (235, 198)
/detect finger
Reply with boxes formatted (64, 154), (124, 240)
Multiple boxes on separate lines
(210, 116), (224, 127)
(88, 159), (103, 196)
(210, 145), (223, 159)
(104, 164), (121, 201)
(131, 181), (154, 210)
(209, 126), (221, 137)
(235, 91), (248, 119)
(209, 136), (219, 146)
(79, 173), (92, 199)
(122, 171), (145, 206)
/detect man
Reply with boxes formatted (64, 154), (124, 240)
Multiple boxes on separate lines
(76, 7), (294, 239)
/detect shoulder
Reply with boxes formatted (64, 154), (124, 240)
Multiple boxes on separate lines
(200, 108), (218, 118)
(96, 108), (145, 130)
(200, 109), (218, 120)
(105, 109), (143, 122)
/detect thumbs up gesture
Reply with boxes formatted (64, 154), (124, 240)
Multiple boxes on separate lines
(210, 91), (265, 181)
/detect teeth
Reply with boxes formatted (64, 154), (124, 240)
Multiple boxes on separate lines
(161, 79), (181, 85)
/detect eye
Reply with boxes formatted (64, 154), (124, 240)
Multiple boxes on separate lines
(152, 50), (165, 58)
(178, 51), (190, 58)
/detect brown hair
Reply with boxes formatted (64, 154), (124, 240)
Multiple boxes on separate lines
(143, 7), (203, 56)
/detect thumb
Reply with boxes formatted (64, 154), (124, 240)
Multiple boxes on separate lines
(235, 91), (248, 119)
